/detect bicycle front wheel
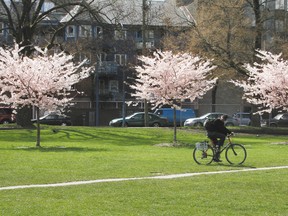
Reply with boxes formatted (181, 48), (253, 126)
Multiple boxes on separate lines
(193, 145), (214, 165)
(225, 144), (247, 165)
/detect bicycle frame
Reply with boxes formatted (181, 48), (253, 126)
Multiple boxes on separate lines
(218, 135), (233, 154)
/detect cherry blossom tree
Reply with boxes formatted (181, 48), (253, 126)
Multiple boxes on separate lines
(131, 50), (217, 143)
(232, 50), (288, 114)
(0, 44), (93, 147)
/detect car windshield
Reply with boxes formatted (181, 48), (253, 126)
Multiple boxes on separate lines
(127, 113), (144, 119)
(200, 113), (211, 119)
(273, 114), (283, 120)
(39, 114), (50, 119)
(200, 113), (224, 119)
(126, 114), (136, 119)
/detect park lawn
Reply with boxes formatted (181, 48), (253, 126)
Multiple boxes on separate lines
(1, 169), (288, 216)
(0, 126), (288, 215)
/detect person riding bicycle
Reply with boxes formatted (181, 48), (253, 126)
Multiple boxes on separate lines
(204, 114), (232, 162)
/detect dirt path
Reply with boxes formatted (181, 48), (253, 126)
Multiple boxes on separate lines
(1, 166), (288, 191)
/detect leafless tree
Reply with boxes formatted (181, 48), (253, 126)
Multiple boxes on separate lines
(0, 0), (122, 126)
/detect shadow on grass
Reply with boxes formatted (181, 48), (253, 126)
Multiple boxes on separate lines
(11, 146), (108, 152)
(194, 163), (256, 169)
(54, 128), (161, 146)
(0, 127), (173, 146)
(51, 128), (99, 139)
(205, 163), (256, 169)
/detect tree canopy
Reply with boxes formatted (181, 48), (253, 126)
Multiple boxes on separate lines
(0, 44), (93, 146)
(131, 50), (217, 142)
(232, 50), (288, 113)
(131, 50), (217, 109)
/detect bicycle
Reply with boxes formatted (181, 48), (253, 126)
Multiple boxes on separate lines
(193, 134), (247, 165)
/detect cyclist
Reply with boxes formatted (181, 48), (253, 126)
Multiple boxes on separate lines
(204, 114), (232, 162)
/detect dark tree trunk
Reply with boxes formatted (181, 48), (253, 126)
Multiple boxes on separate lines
(173, 107), (177, 144)
(211, 80), (218, 112)
(252, 0), (262, 50)
(36, 107), (41, 147)
(250, 0), (262, 126)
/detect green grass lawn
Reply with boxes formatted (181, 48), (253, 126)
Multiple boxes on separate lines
(1, 126), (288, 215)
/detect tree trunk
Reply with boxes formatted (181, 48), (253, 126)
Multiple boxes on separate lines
(173, 107), (177, 144)
(144, 99), (149, 127)
(250, 104), (261, 127)
(211, 80), (218, 112)
(36, 107), (41, 147)
(250, 0), (262, 127)
(252, 0), (262, 51)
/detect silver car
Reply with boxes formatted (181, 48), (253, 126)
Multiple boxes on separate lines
(233, 112), (251, 126)
(269, 113), (288, 127)
(184, 112), (239, 127)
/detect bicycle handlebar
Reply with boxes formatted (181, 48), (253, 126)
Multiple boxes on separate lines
(227, 132), (234, 137)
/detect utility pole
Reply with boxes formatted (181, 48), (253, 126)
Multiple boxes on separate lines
(95, 72), (99, 126)
(142, 0), (149, 127)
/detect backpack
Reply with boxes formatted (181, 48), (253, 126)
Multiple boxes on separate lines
(204, 119), (215, 131)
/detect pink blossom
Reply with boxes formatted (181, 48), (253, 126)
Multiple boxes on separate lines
(232, 50), (288, 113)
(0, 44), (93, 113)
(131, 50), (217, 109)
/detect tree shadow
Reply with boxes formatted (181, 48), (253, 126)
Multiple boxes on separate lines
(53, 128), (157, 146)
(10, 146), (108, 152)
(51, 128), (99, 140)
(209, 163), (256, 168)
(0, 127), (171, 147)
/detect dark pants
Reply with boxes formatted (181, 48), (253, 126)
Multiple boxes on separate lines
(207, 131), (226, 147)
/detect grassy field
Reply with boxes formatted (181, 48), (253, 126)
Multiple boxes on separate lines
(0, 126), (288, 215)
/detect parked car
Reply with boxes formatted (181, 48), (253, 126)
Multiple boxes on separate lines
(0, 107), (16, 124)
(269, 113), (288, 127)
(154, 108), (196, 126)
(233, 112), (251, 126)
(184, 112), (239, 127)
(31, 113), (72, 126)
(109, 112), (168, 127)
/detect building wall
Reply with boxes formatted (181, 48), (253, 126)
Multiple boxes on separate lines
(195, 81), (251, 117)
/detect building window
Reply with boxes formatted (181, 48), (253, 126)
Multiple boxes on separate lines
(79, 25), (92, 37)
(114, 30), (127, 40)
(275, 20), (284, 32)
(109, 80), (119, 92)
(0, 22), (4, 35)
(114, 54), (126, 66)
(96, 52), (107, 62)
(94, 26), (103, 38)
(135, 30), (154, 40)
(66, 25), (76, 38)
(41, 2), (55, 12)
(99, 80), (106, 94)
(136, 30), (142, 40)
(147, 30), (154, 39)
(275, 0), (285, 9)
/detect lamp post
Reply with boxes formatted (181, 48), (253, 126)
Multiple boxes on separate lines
(122, 68), (126, 127)
(95, 69), (99, 126)
(142, 0), (149, 127)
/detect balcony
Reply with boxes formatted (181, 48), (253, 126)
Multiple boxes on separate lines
(96, 61), (118, 75)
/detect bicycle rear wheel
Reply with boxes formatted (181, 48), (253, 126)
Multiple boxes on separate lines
(193, 145), (214, 165)
(225, 144), (247, 165)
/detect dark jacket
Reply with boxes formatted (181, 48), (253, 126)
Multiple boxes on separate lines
(213, 119), (231, 135)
